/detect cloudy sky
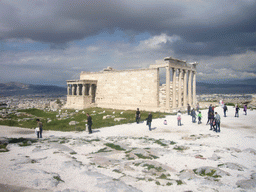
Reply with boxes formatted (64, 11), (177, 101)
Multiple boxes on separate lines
(1, 0), (256, 86)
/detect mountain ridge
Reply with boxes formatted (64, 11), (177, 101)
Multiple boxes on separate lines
(0, 80), (255, 96)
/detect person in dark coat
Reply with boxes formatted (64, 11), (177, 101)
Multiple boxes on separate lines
(135, 108), (141, 124)
(146, 112), (152, 131)
(235, 105), (240, 117)
(209, 112), (215, 130)
(223, 104), (228, 117)
(243, 104), (247, 115)
(86, 113), (93, 134)
(187, 104), (191, 115)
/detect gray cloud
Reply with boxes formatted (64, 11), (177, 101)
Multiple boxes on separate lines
(1, 0), (255, 56)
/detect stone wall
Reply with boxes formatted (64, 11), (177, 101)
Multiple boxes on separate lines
(80, 68), (159, 111)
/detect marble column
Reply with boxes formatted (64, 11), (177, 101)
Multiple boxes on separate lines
(172, 68), (177, 108)
(183, 70), (188, 107)
(82, 84), (85, 96)
(89, 84), (92, 96)
(193, 71), (196, 106)
(76, 84), (79, 96)
(166, 66), (170, 110)
(188, 70), (192, 105)
(178, 69), (182, 108)
(72, 85), (75, 96)
(67, 84), (70, 95)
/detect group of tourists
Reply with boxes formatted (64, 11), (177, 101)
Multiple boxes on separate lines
(34, 103), (249, 137)
(136, 108), (153, 131)
(207, 104), (221, 132)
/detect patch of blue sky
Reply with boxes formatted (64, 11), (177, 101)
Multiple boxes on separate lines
(73, 29), (152, 47)
(2, 40), (49, 52)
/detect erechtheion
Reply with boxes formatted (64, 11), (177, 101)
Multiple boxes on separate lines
(65, 57), (197, 112)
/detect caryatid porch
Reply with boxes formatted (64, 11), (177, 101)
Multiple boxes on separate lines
(66, 80), (97, 109)
(150, 57), (197, 111)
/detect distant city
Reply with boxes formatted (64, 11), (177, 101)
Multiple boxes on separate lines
(1, 81), (256, 112)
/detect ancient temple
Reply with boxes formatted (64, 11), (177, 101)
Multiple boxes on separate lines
(65, 57), (197, 112)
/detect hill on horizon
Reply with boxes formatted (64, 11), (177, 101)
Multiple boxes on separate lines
(0, 82), (66, 96)
(0, 80), (255, 97)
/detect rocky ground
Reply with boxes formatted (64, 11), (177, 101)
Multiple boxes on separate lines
(0, 106), (256, 192)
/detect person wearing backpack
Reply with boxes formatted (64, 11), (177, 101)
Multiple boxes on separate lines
(215, 112), (221, 132)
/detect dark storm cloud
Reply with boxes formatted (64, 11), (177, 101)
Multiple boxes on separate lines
(0, 0), (256, 56)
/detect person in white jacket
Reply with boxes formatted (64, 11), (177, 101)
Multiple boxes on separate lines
(177, 111), (182, 126)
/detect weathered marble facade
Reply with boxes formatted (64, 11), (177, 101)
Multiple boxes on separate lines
(65, 57), (197, 112)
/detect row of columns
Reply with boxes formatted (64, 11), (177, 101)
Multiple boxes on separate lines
(165, 67), (196, 109)
(67, 83), (96, 96)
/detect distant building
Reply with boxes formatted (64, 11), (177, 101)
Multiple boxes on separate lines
(65, 57), (197, 112)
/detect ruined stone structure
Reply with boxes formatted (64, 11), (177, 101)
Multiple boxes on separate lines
(65, 57), (197, 112)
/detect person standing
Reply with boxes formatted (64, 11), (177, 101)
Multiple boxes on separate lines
(36, 119), (43, 138)
(206, 111), (211, 125)
(197, 111), (202, 124)
(244, 104), (247, 115)
(187, 104), (191, 115)
(191, 108), (196, 123)
(235, 105), (240, 117)
(215, 112), (221, 132)
(135, 108), (140, 124)
(146, 112), (152, 131)
(209, 112), (215, 130)
(86, 113), (93, 134)
(209, 104), (214, 114)
(223, 104), (228, 117)
(177, 110), (182, 126)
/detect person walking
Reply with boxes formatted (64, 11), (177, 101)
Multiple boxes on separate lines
(209, 112), (215, 130)
(235, 105), (240, 117)
(187, 104), (191, 115)
(215, 112), (221, 132)
(135, 108), (141, 124)
(197, 111), (202, 124)
(146, 112), (152, 131)
(191, 108), (196, 123)
(223, 104), (228, 117)
(209, 104), (214, 114)
(206, 111), (211, 125)
(86, 113), (93, 134)
(177, 110), (182, 126)
(243, 104), (247, 115)
(36, 119), (43, 138)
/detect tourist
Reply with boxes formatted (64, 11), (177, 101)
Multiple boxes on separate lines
(187, 104), (191, 115)
(209, 112), (215, 130)
(86, 113), (93, 134)
(214, 112), (221, 132)
(164, 120), (167, 125)
(235, 104), (240, 117)
(191, 108), (196, 123)
(223, 104), (228, 117)
(146, 112), (152, 131)
(243, 104), (247, 115)
(177, 110), (182, 126)
(36, 119), (43, 138)
(209, 104), (213, 114)
(197, 111), (202, 124)
(206, 111), (211, 125)
(135, 108), (140, 124)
